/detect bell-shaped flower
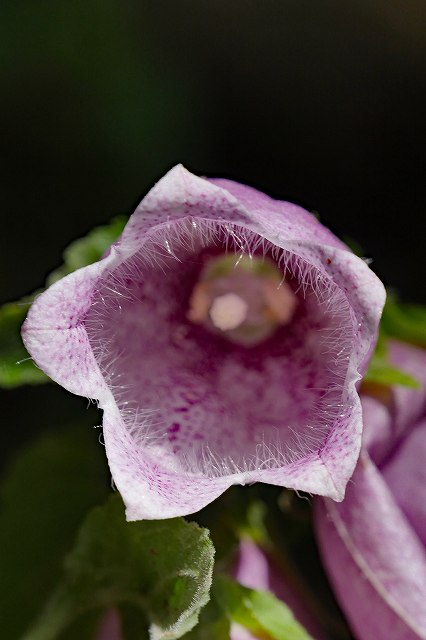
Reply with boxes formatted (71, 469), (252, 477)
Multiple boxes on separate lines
(22, 165), (385, 519)
(314, 341), (426, 640)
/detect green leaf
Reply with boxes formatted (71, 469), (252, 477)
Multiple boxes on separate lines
(118, 605), (150, 640)
(46, 215), (127, 285)
(183, 598), (230, 640)
(0, 427), (109, 639)
(0, 301), (49, 387)
(57, 609), (106, 640)
(363, 358), (420, 387)
(214, 575), (314, 640)
(364, 334), (419, 388)
(381, 295), (426, 348)
(23, 495), (215, 640)
(0, 215), (127, 389)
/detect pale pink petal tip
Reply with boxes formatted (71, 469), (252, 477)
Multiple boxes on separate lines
(22, 165), (385, 518)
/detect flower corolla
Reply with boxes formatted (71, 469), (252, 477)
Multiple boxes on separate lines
(22, 166), (385, 519)
(315, 342), (426, 640)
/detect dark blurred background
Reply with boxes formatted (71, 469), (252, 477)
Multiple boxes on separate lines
(1, 0), (426, 460)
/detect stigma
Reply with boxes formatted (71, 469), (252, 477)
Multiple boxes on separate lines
(187, 254), (297, 346)
(209, 293), (249, 331)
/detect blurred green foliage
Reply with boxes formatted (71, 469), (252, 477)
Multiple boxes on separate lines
(365, 333), (419, 388)
(0, 216), (127, 389)
(0, 302), (48, 387)
(381, 295), (426, 348)
(24, 495), (215, 640)
(0, 427), (109, 638)
(214, 575), (313, 640)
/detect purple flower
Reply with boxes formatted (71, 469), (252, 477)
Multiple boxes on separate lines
(314, 342), (426, 640)
(22, 165), (385, 519)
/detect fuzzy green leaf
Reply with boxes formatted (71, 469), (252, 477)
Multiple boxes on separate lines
(24, 495), (214, 640)
(183, 598), (230, 639)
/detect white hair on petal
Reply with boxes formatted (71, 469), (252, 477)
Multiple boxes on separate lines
(84, 216), (355, 480)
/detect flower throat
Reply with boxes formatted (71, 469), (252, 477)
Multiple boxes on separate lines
(187, 254), (298, 346)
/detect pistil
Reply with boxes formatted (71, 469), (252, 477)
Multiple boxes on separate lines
(209, 293), (249, 331)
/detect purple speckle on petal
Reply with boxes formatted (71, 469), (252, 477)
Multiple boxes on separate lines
(22, 165), (386, 519)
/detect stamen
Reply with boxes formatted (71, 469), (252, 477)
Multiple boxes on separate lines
(264, 279), (298, 323)
(187, 283), (210, 324)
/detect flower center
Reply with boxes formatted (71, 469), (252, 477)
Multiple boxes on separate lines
(187, 254), (298, 346)
(209, 293), (249, 331)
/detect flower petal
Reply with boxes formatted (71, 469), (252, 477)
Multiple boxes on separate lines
(22, 166), (385, 517)
(314, 452), (426, 640)
(120, 164), (252, 242)
(209, 178), (347, 253)
(102, 400), (233, 519)
(22, 261), (113, 402)
(360, 395), (393, 465)
(383, 418), (426, 547)
(210, 176), (385, 375)
(389, 341), (426, 440)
